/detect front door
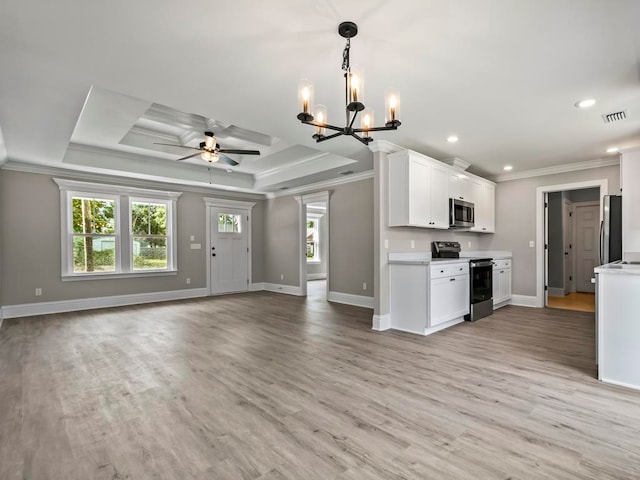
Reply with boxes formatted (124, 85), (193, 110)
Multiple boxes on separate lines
(575, 203), (599, 293)
(210, 207), (249, 294)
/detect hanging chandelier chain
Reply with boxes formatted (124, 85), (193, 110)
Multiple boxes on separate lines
(342, 37), (350, 72)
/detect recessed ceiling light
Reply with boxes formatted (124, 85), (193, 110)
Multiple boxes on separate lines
(503, 165), (513, 171)
(575, 98), (596, 109)
(447, 135), (459, 143)
(606, 147), (619, 153)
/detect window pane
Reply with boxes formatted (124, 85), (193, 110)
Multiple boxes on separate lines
(217, 213), (241, 233)
(73, 236), (116, 272)
(72, 198), (115, 234)
(132, 202), (167, 236)
(133, 237), (167, 270)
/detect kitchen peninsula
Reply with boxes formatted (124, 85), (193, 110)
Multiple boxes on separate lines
(595, 262), (640, 391)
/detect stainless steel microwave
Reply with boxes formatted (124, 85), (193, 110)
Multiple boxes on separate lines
(449, 198), (475, 228)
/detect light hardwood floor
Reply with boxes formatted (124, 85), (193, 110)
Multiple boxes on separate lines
(547, 292), (596, 313)
(1, 293), (640, 479)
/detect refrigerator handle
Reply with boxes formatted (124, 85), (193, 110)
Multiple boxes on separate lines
(599, 219), (604, 265)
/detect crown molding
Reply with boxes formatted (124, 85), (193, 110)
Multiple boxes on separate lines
(266, 170), (373, 198)
(1, 159), (266, 200)
(492, 156), (620, 182)
(368, 140), (404, 155)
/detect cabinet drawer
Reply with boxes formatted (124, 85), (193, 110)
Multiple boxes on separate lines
(492, 259), (511, 270)
(430, 263), (469, 279)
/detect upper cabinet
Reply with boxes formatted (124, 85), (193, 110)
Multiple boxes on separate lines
(389, 150), (449, 228)
(389, 149), (495, 233)
(471, 181), (495, 233)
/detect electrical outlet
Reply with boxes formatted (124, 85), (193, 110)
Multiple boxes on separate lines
(186, 278), (191, 285)
(363, 282), (367, 290)
(280, 274), (284, 280)
(529, 240), (535, 248)
(411, 240), (415, 249)
(190, 235), (195, 241)
(468, 241), (472, 248)
(384, 239), (389, 249)
(35, 288), (42, 296)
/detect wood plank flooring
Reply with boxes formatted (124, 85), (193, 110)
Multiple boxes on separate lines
(1, 293), (640, 479)
(547, 292), (596, 313)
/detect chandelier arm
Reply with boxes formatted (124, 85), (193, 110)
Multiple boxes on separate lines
(350, 132), (373, 145)
(347, 109), (359, 130)
(354, 125), (399, 133)
(302, 120), (344, 132)
(314, 131), (345, 143)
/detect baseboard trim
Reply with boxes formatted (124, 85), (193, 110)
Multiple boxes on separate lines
(510, 295), (538, 308)
(249, 282), (265, 291)
(548, 287), (565, 297)
(263, 283), (303, 296)
(307, 273), (327, 281)
(328, 291), (374, 309)
(372, 313), (391, 331)
(0, 288), (209, 319)
(599, 377), (640, 392)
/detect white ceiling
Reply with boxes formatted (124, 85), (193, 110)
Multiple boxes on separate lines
(1, 0), (639, 193)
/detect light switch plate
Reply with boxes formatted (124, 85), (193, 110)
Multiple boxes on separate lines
(529, 240), (535, 248)
(190, 243), (201, 250)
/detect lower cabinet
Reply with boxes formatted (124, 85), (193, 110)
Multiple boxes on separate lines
(388, 262), (469, 335)
(492, 258), (512, 308)
(429, 265), (469, 327)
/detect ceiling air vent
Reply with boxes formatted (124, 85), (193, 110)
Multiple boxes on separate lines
(602, 110), (628, 123)
(338, 170), (354, 176)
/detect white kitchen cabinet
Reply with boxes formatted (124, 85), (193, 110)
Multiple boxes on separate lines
(389, 150), (449, 229)
(429, 265), (469, 327)
(471, 182), (495, 233)
(492, 258), (512, 308)
(449, 175), (478, 203)
(389, 260), (469, 335)
(621, 150), (640, 261)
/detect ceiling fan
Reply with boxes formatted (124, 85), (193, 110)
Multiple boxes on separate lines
(154, 131), (260, 166)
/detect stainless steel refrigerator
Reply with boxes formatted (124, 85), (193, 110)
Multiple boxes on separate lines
(600, 195), (622, 264)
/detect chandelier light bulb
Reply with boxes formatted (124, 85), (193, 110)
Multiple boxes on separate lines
(298, 79), (314, 116)
(201, 150), (212, 162)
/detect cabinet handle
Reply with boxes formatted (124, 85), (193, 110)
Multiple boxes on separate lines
(482, 228), (486, 231)
(440, 270), (444, 273)
(449, 278), (455, 282)
(500, 270), (504, 273)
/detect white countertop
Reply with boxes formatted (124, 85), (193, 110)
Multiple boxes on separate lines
(595, 261), (640, 275)
(388, 251), (511, 265)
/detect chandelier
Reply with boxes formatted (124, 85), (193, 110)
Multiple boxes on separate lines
(297, 21), (401, 146)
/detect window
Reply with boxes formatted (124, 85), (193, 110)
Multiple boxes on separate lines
(54, 179), (181, 279)
(217, 213), (242, 233)
(306, 214), (323, 263)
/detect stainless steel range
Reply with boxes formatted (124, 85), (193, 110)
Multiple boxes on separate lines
(432, 241), (493, 322)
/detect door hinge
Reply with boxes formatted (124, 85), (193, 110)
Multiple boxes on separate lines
(545, 285), (548, 291)
(247, 247), (249, 252)
(569, 244), (572, 249)
(544, 202), (548, 208)
(569, 211), (573, 217)
(570, 276), (572, 281)
(544, 244), (548, 250)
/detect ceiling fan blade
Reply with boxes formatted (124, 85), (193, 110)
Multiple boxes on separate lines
(153, 143), (201, 151)
(218, 154), (239, 166)
(218, 149), (261, 155)
(176, 152), (202, 162)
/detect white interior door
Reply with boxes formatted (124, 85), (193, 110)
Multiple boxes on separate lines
(210, 207), (249, 294)
(544, 193), (549, 306)
(563, 199), (574, 294)
(575, 203), (599, 293)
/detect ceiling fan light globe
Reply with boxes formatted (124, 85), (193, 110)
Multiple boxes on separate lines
(201, 151), (213, 162)
(204, 132), (216, 149)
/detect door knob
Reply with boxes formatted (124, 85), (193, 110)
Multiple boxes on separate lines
(212, 246), (216, 251)
(212, 253), (216, 257)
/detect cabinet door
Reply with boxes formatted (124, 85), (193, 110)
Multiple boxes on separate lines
(499, 268), (512, 302)
(460, 177), (478, 203)
(430, 275), (469, 327)
(472, 182), (495, 233)
(407, 158), (431, 227)
(622, 151), (640, 257)
(430, 165), (450, 229)
(492, 268), (500, 304)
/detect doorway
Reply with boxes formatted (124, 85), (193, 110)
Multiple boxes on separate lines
(297, 191), (330, 299)
(544, 189), (600, 313)
(204, 198), (255, 296)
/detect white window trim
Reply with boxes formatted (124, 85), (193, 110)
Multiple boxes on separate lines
(54, 178), (181, 280)
(306, 212), (323, 264)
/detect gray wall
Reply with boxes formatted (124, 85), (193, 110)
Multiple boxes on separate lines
(570, 187), (600, 203)
(547, 192), (564, 289)
(0, 169), (265, 306)
(263, 195), (301, 286)
(484, 165), (620, 297)
(263, 178), (375, 298)
(327, 179), (373, 296)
